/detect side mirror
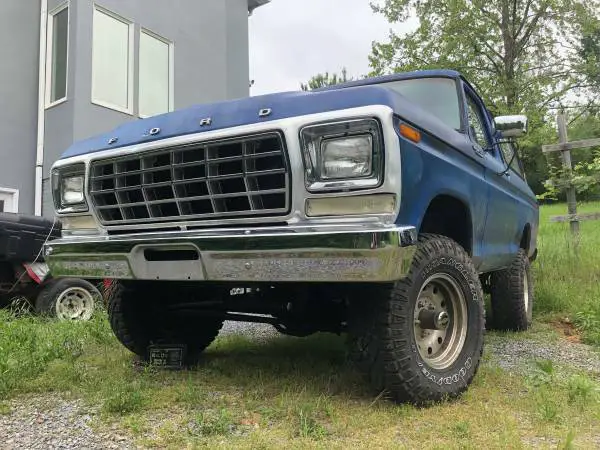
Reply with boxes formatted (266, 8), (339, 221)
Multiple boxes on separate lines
(494, 115), (528, 138)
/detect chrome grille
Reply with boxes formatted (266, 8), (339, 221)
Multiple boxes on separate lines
(89, 133), (290, 225)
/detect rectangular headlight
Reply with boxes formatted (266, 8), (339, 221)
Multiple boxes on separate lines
(300, 118), (383, 192)
(62, 176), (85, 205)
(52, 164), (88, 213)
(322, 136), (373, 179)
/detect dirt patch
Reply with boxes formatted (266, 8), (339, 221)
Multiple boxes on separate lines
(550, 317), (582, 344)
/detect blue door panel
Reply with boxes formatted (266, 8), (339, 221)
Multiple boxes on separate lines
(480, 154), (525, 270)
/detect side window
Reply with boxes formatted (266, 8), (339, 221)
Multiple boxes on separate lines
(466, 96), (490, 150)
(499, 142), (524, 177)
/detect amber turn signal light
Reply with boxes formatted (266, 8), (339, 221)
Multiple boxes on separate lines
(399, 124), (421, 143)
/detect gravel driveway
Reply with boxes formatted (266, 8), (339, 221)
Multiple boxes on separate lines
(0, 397), (133, 450)
(1, 322), (598, 450)
(486, 334), (600, 374)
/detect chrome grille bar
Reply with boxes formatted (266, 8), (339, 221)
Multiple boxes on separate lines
(89, 132), (290, 225)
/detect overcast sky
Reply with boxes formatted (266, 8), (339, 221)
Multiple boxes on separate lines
(248, 0), (415, 96)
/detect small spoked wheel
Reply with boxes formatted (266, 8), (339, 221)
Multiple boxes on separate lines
(413, 274), (468, 371)
(35, 278), (100, 321)
(55, 287), (95, 321)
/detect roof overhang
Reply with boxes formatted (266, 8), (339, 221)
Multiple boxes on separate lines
(248, 0), (270, 15)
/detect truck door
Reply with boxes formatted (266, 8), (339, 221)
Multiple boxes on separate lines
(462, 85), (521, 271)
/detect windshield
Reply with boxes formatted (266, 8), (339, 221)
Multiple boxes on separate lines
(382, 77), (461, 130)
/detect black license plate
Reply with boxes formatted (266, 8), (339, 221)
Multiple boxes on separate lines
(147, 345), (186, 369)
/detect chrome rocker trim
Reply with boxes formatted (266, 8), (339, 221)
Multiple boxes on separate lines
(45, 224), (417, 283)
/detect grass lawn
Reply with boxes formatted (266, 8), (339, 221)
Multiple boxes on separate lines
(536, 202), (600, 345)
(1, 203), (599, 449)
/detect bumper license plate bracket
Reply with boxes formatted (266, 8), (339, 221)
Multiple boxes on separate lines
(147, 344), (187, 369)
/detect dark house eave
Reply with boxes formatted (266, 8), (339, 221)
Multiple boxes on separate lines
(248, 0), (270, 15)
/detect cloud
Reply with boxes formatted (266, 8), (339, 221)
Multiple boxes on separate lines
(248, 0), (414, 96)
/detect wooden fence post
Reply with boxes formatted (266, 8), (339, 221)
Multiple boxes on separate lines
(556, 113), (580, 238)
(542, 112), (600, 248)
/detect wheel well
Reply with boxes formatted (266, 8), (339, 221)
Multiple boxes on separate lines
(520, 224), (531, 250)
(420, 195), (473, 254)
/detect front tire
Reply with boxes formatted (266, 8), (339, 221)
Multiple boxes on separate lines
(347, 234), (485, 405)
(107, 281), (224, 365)
(489, 249), (533, 331)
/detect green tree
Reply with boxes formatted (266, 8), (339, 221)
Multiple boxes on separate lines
(369, 0), (600, 194)
(301, 68), (353, 91)
(370, 0), (598, 113)
(579, 19), (600, 90)
(540, 111), (600, 201)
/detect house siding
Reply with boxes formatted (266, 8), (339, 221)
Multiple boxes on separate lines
(1, 0), (254, 217)
(0, 0), (42, 214)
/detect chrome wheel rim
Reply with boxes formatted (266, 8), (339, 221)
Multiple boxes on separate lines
(55, 287), (95, 321)
(413, 274), (468, 370)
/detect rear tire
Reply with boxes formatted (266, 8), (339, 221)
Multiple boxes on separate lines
(489, 249), (533, 331)
(347, 234), (485, 405)
(107, 281), (224, 365)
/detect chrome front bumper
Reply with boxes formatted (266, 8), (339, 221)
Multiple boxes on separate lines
(44, 224), (417, 283)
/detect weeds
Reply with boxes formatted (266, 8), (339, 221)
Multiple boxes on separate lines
(525, 359), (555, 388)
(297, 407), (328, 439)
(536, 392), (560, 422)
(567, 374), (598, 406)
(0, 311), (109, 398)
(122, 415), (149, 436)
(0, 402), (10, 415)
(450, 421), (471, 439)
(193, 408), (235, 436)
(561, 430), (577, 450)
(535, 202), (600, 346)
(102, 383), (147, 415)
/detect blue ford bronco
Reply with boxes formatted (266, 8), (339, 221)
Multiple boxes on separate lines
(46, 70), (539, 405)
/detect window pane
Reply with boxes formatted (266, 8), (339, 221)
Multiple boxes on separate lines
(466, 97), (490, 148)
(499, 142), (514, 165)
(139, 32), (170, 117)
(50, 8), (68, 103)
(385, 78), (461, 129)
(500, 142), (524, 176)
(92, 9), (130, 110)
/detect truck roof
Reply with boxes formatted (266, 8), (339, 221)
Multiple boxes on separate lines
(314, 69), (462, 91)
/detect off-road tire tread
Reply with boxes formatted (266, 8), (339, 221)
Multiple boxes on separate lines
(107, 282), (224, 364)
(489, 249), (532, 331)
(348, 234), (485, 405)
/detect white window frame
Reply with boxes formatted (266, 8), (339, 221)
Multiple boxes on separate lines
(0, 188), (20, 213)
(91, 5), (135, 115)
(45, 2), (70, 109)
(138, 28), (175, 119)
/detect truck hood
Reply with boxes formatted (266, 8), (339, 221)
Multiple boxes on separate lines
(60, 85), (416, 159)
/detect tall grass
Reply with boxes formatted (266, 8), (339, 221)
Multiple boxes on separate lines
(534, 202), (600, 345)
(0, 311), (117, 398)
